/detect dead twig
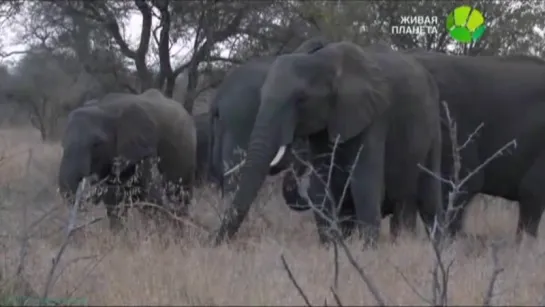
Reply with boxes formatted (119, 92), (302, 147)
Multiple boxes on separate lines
(482, 243), (504, 306)
(387, 259), (433, 305)
(42, 177), (89, 299)
(134, 201), (212, 234)
(330, 286), (344, 307)
(291, 137), (386, 306)
(332, 231), (386, 306)
(280, 254), (313, 307)
(412, 101), (513, 306)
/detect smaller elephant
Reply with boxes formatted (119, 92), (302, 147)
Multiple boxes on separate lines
(58, 89), (197, 233)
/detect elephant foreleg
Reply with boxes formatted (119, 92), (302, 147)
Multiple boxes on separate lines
(344, 118), (388, 247)
(162, 176), (193, 237)
(102, 187), (128, 234)
(136, 157), (165, 214)
(329, 167), (357, 239)
(306, 131), (340, 244)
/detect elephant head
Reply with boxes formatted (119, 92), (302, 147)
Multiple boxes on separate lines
(213, 41), (389, 243)
(208, 37), (331, 197)
(58, 98), (159, 203)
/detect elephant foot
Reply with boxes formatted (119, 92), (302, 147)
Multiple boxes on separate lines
(361, 236), (378, 250)
(355, 224), (380, 250)
(108, 215), (126, 236)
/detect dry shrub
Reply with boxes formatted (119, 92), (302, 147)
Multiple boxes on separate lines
(1, 127), (545, 306)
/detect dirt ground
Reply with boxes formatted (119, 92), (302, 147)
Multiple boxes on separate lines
(1, 127), (545, 306)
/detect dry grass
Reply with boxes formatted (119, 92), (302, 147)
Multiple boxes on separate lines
(1, 127), (545, 306)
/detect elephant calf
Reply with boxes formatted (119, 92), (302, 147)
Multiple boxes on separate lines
(58, 89), (197, 234)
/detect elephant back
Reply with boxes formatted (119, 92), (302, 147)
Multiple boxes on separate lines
(99, 91), (197, 186)
(139, 90), (197, 186)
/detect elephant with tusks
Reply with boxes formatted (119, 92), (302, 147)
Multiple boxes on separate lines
(211, 41), (444, 247)
(208, 38), (325, 203)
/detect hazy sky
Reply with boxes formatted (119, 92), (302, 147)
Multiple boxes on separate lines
(2, 6), (543, 68)
(1, 11), (200, 68)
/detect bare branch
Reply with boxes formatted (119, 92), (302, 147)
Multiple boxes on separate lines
(330, 286), (344, 307)
(134, 0), (153, 57)
(482, 243), (504, 306)
(80, 3), (136, 59)
(42, 177), (89, 298)
(331, 231), (386, 306)
(459, 123), (484, 152)
(387, 259), (433, 305)
(280, 254), (313, 307)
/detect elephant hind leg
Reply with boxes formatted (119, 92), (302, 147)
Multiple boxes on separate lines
(517, 152), (545, 243)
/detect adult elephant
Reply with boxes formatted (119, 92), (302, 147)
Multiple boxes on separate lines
(285, 52), (545, 243)
(212, 41), (443, 246)
(208, 37), (327, 198)
(407, 51), (545, 242)
(58, 89), (197, 233)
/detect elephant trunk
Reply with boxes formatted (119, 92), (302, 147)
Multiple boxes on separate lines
(214, 123), (283, 243)
(58, 147), (90, 201)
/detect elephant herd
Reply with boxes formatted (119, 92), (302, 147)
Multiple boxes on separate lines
(58, 37), (545, 248)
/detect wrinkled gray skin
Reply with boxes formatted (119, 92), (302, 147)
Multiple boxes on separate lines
(208, 37), (327, 199)
(58, 89), (197, 233)
(212, 41), (443, 246)
(406, 51), (545, 243)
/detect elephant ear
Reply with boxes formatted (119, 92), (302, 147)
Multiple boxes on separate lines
(320, 42), (391, 143)
(116, 104), (158, 162)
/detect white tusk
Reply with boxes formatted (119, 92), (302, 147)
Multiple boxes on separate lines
(270, 146), (287, 167)
(224, 160), (245, 176)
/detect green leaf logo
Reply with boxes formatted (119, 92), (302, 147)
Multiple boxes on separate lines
(446, 6), (486, 43)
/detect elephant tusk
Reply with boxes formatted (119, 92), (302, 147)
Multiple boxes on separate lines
(223, 145), (287, 176)
(270, 145), (287, 167)
(224, 160), (245, 176)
